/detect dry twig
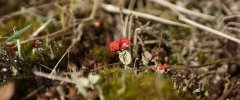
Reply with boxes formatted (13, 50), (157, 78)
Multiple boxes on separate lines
(101, 3), (190, 28)
(0, 3), (55, 22)
(49, 0), (99, 77)
(34, 71), (74, 83)
(150, 0), (215, 20)
(179, 16), (240, 44)
(30, 18), (53, 38)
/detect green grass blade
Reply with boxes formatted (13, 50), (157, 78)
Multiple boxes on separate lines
(3, 24), (32, 44)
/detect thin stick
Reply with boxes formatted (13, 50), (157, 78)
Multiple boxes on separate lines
(143, 40), (159, 44)
(49, 44), (73, 77)
(150, 0), (214, 20)
(20, 23), (77, 45)
(101, 3), (190, 28)
(13, 27), (22, 59)
(123, 14), (131, 37)
(133, 28), (141, 56)
(0, 3), (54, 22)
(179, 16), (240, 44)
(37, 63), (52, 71)
(118, 1), (125, 36)
(222, 3), (232, 15)
(225, 27), (240, 33)
(81, 0), (99, 22)
(25, 86), (45, 99)
(30, 18), (53, 38)
(49, 0), (98, 77)
(227, 22), (240, 27)
(34, 71), (74, 83)
(128, 14), (133, 39)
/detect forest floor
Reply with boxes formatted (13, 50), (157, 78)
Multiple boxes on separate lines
(0, 0), (240, 100)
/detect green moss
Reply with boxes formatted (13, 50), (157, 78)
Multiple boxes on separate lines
(98, 67), (188, 100)
(88, 45), (109, 61)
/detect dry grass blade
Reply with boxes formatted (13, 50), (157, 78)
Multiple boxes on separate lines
(30, 18), (53, 38)
(0, 3), (55, 22)
(179, 16), (240, 44)
(34, 71), (74, 83)
(20, 23), (78, 45)
(49, 45), (73, 77)
(49, 0), (99, 78)
(150, 0), (215, 20)
(101, 3), (191, 28)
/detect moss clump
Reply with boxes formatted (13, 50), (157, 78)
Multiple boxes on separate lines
(98, 67), (185, 100)
(88, 45), (109, 62)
